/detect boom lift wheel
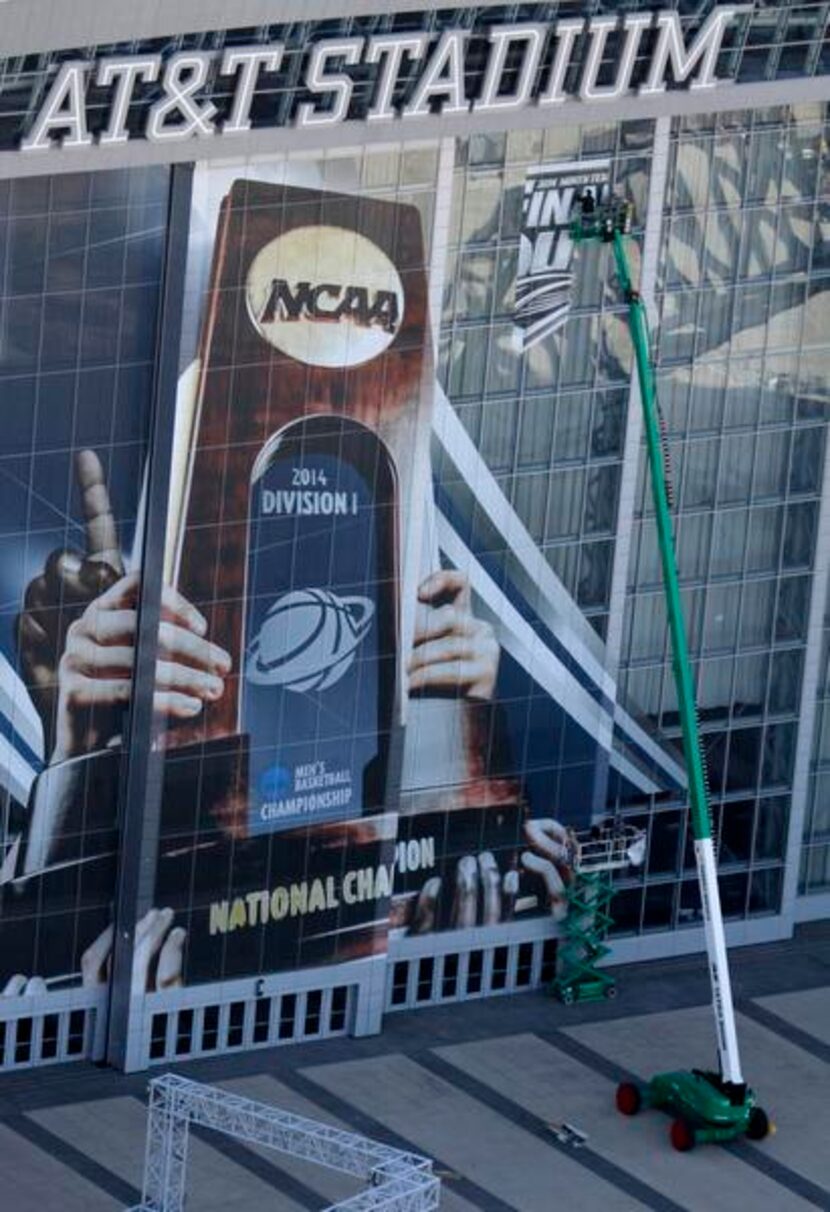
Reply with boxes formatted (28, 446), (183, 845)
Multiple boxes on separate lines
(746, 1106), (772, 1140)
(616, 1083), (642, 1116)
(670, 1119), (696, 1152)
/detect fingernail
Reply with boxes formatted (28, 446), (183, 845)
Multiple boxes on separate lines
(214, 648), (232, 673)
(205, 676), (223, 699)
(191, 611), (208, 636)
(183, 696), (202, 716)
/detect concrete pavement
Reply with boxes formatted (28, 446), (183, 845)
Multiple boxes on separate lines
(0, 922), (827, 1211)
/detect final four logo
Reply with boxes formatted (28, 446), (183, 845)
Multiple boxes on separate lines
(514, 158), (611, 350)
(246, 225), (404, 369)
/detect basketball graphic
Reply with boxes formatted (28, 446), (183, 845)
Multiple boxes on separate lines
(246, 589), (375, 692)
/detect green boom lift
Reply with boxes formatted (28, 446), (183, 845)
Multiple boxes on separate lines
(569, 198), (773, 1151)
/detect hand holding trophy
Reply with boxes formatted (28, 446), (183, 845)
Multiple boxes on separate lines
(7, 451), (226, 995)
(16, 450), (231, 765)
(15, 450), (125, 756)
(408, 570), (500, 702)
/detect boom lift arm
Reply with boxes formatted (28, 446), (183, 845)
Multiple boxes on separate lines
(570, 200), (772, 1149)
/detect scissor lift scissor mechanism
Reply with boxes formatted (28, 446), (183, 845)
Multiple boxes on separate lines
(551, 823), (645, 1006)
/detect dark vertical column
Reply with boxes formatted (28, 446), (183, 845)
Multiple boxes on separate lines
(106, 164), (194, 1071)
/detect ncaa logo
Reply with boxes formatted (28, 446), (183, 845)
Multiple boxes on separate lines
(246, 588), (374, 693)
(246, 225), (404, 368)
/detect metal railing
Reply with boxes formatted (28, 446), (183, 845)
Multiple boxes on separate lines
(385, 918), (558, 1011)
(0, 984), (106, 1068)
(0, 920), (560, 1072)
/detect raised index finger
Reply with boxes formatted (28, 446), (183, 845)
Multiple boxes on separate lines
(76, 450), (124, 573)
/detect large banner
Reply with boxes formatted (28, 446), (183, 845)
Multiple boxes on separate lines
(126, 150), (683, 991)
(0, 140), (687, 1001)
(146, 176), (435, 981)
(0, 168), (169, 996)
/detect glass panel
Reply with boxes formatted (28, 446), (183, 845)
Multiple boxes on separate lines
(739, 208), (777, 280)
(678, 513), (713, 580)
(545, 469), (585, 540)
(748, 867), (782, 915)
(718, 436), (754, 505)
(761, 721), (796, 786)
(746, 506), (783, 572)
(789, 427), (824, 495)
(684, 438), (720, 508)
(642, 882), (675, 931)
(732, 653), (768, 719)
(775, 576), (810, 641)
(725, 727), (763, 791)
(703, 584), (740, 652)
(760, 649), (799, 712)
(647, 811), (682, 876)
(738, 580), (776, 648)
(754, 796), (788, 862)
(720, 798), (755, 863)
(709, 509), (747, 577)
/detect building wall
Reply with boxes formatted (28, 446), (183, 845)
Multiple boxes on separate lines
(802, 573), (830, 895)
(0, 1), (826, 1071)
(619, 103), (829, 933)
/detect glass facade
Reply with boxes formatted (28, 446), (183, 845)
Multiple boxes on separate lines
(615, 102), (830, 932)
(803, 583), (830, 894)
(433, 101), (830, 936)
(440, 120), (655, 641)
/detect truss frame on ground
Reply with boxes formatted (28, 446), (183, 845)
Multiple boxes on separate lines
(127, 1073), (441, 1212)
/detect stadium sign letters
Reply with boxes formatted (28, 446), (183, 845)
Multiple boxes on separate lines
(20, 6), (748, 153)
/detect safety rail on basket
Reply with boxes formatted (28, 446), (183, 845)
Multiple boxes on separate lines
(567, 822), (646, 874)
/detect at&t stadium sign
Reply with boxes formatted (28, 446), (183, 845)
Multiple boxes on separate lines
(20, 6), (749, 153)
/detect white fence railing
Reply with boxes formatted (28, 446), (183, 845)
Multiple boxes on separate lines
(0, 919), (560, 1072)
(0, 984), (107, 1069)
(385, 918), (558, 1011)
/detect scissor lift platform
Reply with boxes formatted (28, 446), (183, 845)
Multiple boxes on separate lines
(550, 824), (644, 1006)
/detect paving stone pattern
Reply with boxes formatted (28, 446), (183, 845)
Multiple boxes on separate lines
(0, 924), (827, 1212)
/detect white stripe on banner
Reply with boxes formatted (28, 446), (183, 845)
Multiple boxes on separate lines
(437, 513), (661, 797)
(432, 385), (610, 689)
(0, 651), (44, 762)
(0, 732), (37, 805)
(432, 388), (686, 791)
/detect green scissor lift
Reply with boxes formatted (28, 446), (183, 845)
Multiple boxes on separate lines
(561, 198), (773, 1150)
(552, 868), (616, 1006)
(551, 823), (645, 1006)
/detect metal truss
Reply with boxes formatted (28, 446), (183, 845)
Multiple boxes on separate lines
(127, 1073), (441, 1212)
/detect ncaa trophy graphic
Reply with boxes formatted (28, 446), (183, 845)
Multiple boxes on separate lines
(153, 182), (431, 981)
(153, 177), (527, 983)
(240, 415), (397, 836)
